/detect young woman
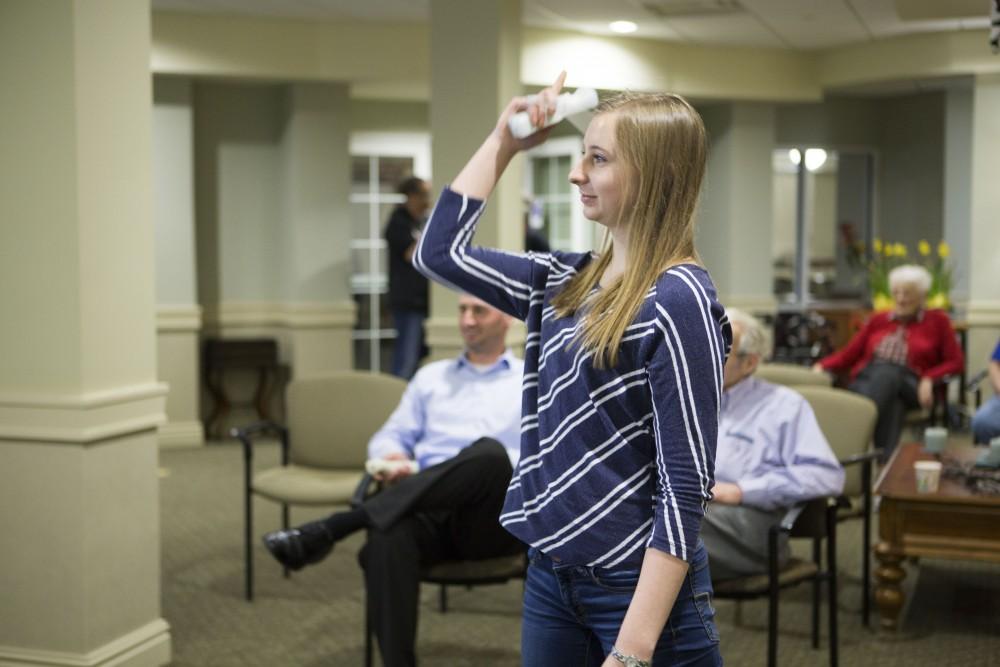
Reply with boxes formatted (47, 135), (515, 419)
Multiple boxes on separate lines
(415, 73), (730, 667)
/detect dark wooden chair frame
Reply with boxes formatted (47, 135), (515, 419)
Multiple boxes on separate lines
(713, 497), (842, 667)
(231, 420), (292, 602)
(837, 450), (878, 627)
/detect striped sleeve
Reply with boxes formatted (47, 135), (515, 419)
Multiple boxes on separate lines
(642, 269), (730, 562)
(414, 186), (546, 321)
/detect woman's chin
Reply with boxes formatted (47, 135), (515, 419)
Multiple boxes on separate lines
(583, 210), (608, 226)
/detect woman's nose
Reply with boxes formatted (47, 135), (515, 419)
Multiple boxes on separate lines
(568, 161), (585, 185)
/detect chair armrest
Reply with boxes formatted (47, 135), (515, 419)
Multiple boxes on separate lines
(230, 420), (288, 463)
(777, 502), (808, 534)
(932, 374), (955, 387)
(774, 496), (836, 538)
(351, 473), (379, 509)
(966, 369), (989, 393)
(839, 450), (879, 467)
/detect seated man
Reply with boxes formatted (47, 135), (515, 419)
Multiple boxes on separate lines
(263, 293), (524, 667)
(702, 309), (845, 580)
(971, 337), (1000, 443)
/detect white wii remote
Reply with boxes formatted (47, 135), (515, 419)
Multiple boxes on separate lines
(508, 87), (599, 139)
(365, 458), (419, 476)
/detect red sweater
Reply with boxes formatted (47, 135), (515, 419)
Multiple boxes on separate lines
(818, 309), (964, 381)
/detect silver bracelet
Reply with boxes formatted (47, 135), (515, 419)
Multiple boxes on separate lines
(610, 645), (651, 667)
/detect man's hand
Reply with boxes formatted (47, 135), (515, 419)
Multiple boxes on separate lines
(811, 363), (825, 373)
(711, 482), (743, 505)
(918, 376), (935, 409)
(375, 452), (415, 484)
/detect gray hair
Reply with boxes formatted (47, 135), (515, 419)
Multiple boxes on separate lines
(726, 308), (771, 359)
(888, 264), (932, 294)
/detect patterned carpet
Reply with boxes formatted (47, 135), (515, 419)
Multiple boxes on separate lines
(159, 443), (1000, 666)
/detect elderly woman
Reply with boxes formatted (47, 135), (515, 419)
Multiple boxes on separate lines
(813, 264), (963, 457)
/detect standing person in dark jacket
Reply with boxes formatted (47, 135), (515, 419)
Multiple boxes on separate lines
(385, 177), (431, 379)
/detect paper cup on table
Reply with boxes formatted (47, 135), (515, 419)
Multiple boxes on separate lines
(923, 426), (947, 454)
(914, 460), (942, 493)
(979, 437), (1000, 466)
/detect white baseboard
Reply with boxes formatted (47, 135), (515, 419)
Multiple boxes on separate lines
(0, 619), (170, 667)
(157, 420), (204, 449)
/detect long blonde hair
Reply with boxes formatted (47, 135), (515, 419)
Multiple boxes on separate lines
(551, 92), (707, 368)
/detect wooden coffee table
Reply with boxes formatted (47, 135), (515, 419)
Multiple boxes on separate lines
(873, 442), (1000, 631)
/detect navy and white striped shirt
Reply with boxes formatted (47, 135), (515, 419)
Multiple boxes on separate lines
(415, 187), (731, 568)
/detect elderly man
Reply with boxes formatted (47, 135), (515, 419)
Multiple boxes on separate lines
(263, 294), (524, 667)
(702, 309), (845, 580)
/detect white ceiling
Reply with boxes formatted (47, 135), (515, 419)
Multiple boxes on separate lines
(151, 0), (992, 51)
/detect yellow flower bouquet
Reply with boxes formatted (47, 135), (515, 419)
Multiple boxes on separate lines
(868, 238), (953, 311)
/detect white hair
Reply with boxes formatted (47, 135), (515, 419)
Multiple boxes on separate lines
(888, 264), (932, 295)
(726, 308), (771, 359)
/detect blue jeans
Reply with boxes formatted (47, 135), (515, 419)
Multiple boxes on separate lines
(390, 309), (425, 379)
(522, 542), (722, 666)
(972, 395), (1000, 443)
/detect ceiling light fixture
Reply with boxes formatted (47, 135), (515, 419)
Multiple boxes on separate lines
(609, 20), (638, 34)
(804, 148), (828, 172)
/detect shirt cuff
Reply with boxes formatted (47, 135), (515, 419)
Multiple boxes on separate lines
(368, 441), (409, 460)
(736, 477), (776, 511)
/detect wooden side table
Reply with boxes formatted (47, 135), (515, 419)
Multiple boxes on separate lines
(873, 442), (1000, 632)
(203, 338), (284, 440)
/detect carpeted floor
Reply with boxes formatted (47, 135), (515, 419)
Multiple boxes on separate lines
(159, 442), (1000, 666)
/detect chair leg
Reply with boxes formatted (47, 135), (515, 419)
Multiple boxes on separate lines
(282, 504), (291, 579)
(812, 539), (821, 649)
(439, 584), (448, 613)
(768, 582), (779, 667)
(828, 507), (839, 667)
(244, 485), (253, 601)
(364, 587), (373, 667)
(861, 463), (872, 628)
(768, 530), (779, 667)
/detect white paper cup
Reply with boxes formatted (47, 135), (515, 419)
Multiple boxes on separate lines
(914, 460), (942, 493)
(924, 426), (948, 454)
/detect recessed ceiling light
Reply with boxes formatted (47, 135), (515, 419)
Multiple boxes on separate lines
(609, 20), (638, 34)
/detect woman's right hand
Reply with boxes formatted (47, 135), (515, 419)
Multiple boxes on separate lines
(811, 363), (824, 373)
(492, 70), (567, 155)
(451, 71), (569, 200)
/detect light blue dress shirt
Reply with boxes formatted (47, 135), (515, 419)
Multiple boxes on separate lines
(716, 376), (845, 511)
(367, 350), (525, 470)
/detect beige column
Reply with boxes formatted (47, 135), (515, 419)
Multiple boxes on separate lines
(966, 74), (1000, 378)
(698, 103), (777, 315)
(278, 83), (356, 377)
(943, 86), (973, 305)
(0, 1), (170, 665)
(153, 77), (204, 448)
(426, 0), (525, 359)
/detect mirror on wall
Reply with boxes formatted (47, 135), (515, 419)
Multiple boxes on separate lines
(772, 148), (874, 305)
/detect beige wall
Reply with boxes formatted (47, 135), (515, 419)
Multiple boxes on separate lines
(877, 92), (945, 248)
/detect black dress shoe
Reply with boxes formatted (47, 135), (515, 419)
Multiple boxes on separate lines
(262, 521), (335, 571)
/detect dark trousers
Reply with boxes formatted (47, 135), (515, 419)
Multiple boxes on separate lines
(700, 504), (789, 581)
(390, 309), (425, 379)
(849, 361), (919, 459)
(357, 438), (523, 667)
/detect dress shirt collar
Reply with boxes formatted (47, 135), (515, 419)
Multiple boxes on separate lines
(454, 348), (514, 375)
(722, 374), (759, 410)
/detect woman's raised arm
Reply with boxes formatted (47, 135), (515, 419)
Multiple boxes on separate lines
(451, 71), (566, 199)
